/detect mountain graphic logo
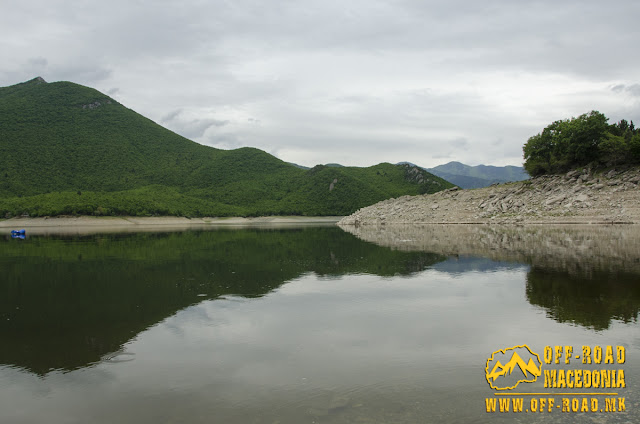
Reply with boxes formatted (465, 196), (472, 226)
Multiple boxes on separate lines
(485, 345), (542, 390)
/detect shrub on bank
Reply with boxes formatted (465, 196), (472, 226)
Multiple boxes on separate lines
(523, 111), (640, 176)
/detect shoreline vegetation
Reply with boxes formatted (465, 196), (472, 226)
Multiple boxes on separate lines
(5, 161), (640, 235)
(4, 159), (640, 239)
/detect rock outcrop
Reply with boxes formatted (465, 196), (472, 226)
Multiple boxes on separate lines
(338, 167), (640, 225)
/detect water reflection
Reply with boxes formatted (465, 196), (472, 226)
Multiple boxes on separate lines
(0, 227), (444, 374)
(0, 225), (638, 424)
(526, 267), (640, 330)
(340, 224), (640, 272)
(341, 224), (640, 331)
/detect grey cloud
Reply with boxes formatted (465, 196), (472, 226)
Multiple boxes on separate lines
(38, 0), (628, 79)
(27, 57), (48, 68)
(161, 109), (229, 139)
(626, 84), (640, 97)
(203, 133), (244, 150)
(611, 84), (625, 93)
(202, 0), (638, 78)
(50, 63), (113, 85)
(161, 109), (184, 124)
(4, 1), (640, 76)
(609, 83), (640, 98)
(188, 120), (228, 139)
(202, 118), (229, 128)
(0, 57), (50, 85)
(449, 138), (469, 149)
(432, 153), (452, 159)
(1, 0), (638, 168)
(173, 119), (229, 140)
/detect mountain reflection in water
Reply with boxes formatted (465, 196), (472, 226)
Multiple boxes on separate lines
(0, 227), (444, 374)
(0, 224), (638, 424)
(341, 224), (640, 331)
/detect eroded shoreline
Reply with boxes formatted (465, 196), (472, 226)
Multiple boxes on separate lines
(339, 168), (640, 225)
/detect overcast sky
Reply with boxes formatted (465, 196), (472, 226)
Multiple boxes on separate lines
(1, 0), (639, 168)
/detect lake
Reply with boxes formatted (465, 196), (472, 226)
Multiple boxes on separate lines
(1, 224), (638, 423)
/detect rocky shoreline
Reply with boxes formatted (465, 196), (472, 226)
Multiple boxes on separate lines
(338, 167), (640, 225)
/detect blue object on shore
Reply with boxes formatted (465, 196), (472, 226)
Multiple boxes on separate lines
(11, 229), (26, 239)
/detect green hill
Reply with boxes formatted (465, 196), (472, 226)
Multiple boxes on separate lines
(0, 77), (452, 217)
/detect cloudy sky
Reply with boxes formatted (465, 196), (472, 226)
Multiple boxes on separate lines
(1, 0), (639, 168)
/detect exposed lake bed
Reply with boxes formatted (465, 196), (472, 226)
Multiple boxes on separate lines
(1, 224), (638, 423)
(339, 167), (640, 225)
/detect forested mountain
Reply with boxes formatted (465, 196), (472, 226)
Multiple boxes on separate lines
(0, 78), (452, 217)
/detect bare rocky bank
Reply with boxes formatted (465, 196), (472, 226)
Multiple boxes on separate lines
(338, 167), (640, 225)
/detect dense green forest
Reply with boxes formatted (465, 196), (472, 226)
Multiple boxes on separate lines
(523, 111), (640, 176)
(0, 78), (453, 218)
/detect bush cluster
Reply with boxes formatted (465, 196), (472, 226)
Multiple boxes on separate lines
(523, 111), (640, 176)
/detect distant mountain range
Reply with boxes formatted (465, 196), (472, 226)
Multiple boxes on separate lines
(397, 161), (529, 189)
(426, 161), (529, 189)
(0, 77), (453, 217)
(288, 163), (343, 170)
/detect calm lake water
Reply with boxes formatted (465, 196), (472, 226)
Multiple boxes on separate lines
(1, 224), (639, 423)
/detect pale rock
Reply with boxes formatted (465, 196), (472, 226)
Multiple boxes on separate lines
(545, 194), (566, 206)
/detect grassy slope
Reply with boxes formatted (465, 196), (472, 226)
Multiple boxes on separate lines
(0, 78), (452, 217)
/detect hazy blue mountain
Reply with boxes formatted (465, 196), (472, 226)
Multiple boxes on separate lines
(426, 161), (529, 188)
(398, 161), (530, 188)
